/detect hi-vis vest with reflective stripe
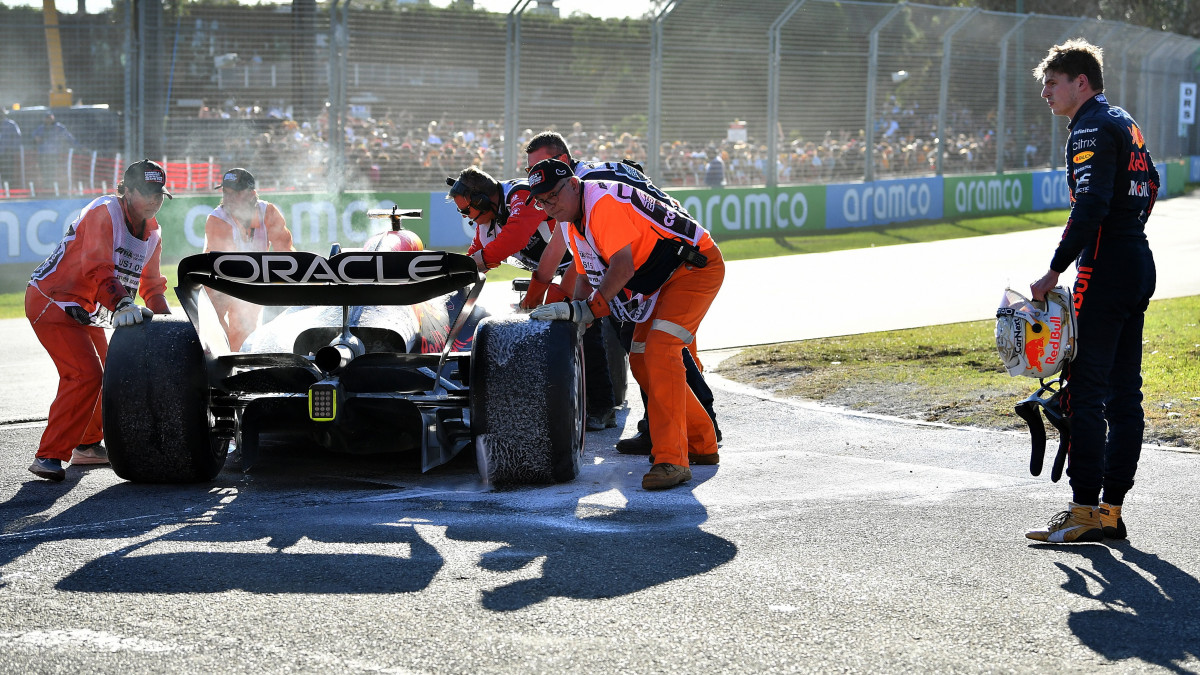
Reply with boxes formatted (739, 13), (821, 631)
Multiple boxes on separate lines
(209, 201), (270, 252)
(573, 159), (688, 215)
(572, 180), (709, 323)
(30, 195), (159, 328)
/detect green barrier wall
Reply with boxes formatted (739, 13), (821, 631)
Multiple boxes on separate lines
(943, 172), (1034, 218)
(1165, 158), (1187, 197)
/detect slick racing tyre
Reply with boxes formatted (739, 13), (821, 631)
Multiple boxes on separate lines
(103, 314), (226, 483)
(470, 315), (585, 485)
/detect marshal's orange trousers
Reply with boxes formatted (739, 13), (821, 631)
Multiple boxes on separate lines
(627, 246), (724, 467)
(209, 289), (262, 351)
(26, 285), (107, 462)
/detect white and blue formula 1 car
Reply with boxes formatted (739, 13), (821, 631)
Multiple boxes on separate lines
(101, 210), (586, 486)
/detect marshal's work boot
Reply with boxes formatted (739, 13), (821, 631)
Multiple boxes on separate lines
(1026, 503), (1103, 543)
(1098, 503), (1127, 540)
(616, 428), (652, 454)
(642, 463), (691, 490)
(688, 451), (719, 465)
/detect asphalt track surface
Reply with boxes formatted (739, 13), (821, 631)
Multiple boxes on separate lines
(1, 196), (1198, 673)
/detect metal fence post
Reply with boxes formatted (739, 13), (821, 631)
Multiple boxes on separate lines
(1140, 36), (1174, 159)
(996, 13), (1032, 175)
(123, 0), (135, 164)
(504, 0), (534, 178)
(135, 0), (147, 161)
(1095, 21), (1122, 47)
(647, 0), (677, 183)
(935, 7), (978, 176)
(1047, 18), (1088, 172)
(865, 2), (905, 183)
(767, 0), (806, 190)
(327, 0), (343, 194)
(1121, 26), (1147, 108)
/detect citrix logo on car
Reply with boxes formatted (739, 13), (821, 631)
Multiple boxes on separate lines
(212, 252), (450, 284)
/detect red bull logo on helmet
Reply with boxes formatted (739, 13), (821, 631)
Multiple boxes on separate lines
(1023, 316), (1063, 375)
(1024, 325), (1046, 373)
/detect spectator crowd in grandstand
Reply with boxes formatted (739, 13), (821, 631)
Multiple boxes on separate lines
(2, 96), (1044, 198)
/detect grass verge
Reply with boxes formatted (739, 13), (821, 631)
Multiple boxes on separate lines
(715, 295), (1200, 449)
(0, 209), (1067, 320)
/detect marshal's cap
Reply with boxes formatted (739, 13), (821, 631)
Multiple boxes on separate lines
(523, 158), (572, 204)
(123, 159), (173, 199)
(216, 167), (256, 191)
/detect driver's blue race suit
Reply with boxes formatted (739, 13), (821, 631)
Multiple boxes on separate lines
(1055, 92), (1158, 503)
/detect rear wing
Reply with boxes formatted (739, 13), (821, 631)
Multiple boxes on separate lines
(174, 250), (486, 365)
(175, 250), (481, 308)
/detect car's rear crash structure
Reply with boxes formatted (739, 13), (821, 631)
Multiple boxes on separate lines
(101, 248), (585, 486)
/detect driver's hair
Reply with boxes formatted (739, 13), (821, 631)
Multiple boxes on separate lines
(1034, 38), (1104, 92)
(525, 131), (572, 160)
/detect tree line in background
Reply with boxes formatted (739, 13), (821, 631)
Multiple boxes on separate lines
(897, 0), (1200, 39)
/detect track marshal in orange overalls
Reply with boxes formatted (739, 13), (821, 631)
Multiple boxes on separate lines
(25, 159), (173, 482)
(204, 167), (294, 351)
(526, 158), (724, 490)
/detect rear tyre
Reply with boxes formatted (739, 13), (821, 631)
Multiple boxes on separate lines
(103, 315), (225, 483)
(471, 315), (585, 485)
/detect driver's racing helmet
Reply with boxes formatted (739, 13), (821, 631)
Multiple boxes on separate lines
(995, 286), (1077, 378)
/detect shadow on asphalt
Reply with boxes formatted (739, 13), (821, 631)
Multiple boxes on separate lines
(453, 464), (735, 612)
(1, 447), (736, 611)
(1044, 542), (1200, 672)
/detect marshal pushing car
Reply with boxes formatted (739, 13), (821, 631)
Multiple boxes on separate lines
(101, 210), (586, 485)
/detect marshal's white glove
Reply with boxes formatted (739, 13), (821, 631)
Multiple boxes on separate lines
(529, 299), (594, 324)
(114, 298), (154, 327)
